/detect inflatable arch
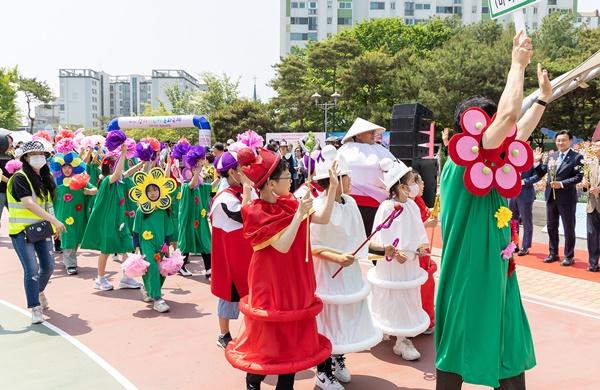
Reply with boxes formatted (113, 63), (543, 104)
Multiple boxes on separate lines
(106, 115), (211, 146)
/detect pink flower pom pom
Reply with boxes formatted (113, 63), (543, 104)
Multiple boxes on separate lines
(237, 130), (264, 151)
(159, 249), (184, 277)
(124, 138), (136, 159)
(80, 135), (106, 150)
(121, 253), (150, 278)
(5, 160), (22, 174)
(501, 242), (517, 261)
(55, 138), (76, 154)
(33, 130), (52, 143)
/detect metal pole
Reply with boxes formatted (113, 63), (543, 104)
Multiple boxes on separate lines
(324, 104), (328, 134)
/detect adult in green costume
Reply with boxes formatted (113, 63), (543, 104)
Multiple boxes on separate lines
(435, 32), (552, 389)
(80, 144), (143, 291)
(178, 145), (212, 277)
(50, 151), (97, 275)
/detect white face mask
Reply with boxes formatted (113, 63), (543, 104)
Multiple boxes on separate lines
(284, 152), (292, 159)
(28, 155), (47, 169)
(408, 183), (420, 198)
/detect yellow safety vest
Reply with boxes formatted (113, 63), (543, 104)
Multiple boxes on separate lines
(7, 170), (54, 235)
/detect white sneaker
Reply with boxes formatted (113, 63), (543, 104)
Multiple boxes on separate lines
(315, 371), (344, 390)
(140, 287), (152, 303)
(153, 299), (170, 313)
(178, 265), (192, 276)
(31, 306), (44, 324)
(119, 276), (142, 289)
(393, 337), (421, 361)
(39, 292), (49, 309)
(332, 355), (351, 383)
(111, 254), (120, 262)
(94, 276), (114, 291)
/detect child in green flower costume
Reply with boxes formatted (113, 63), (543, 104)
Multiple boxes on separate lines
(435, 32), (552, 389)
(50, 151), (97, 275)
(177, 146), (212, 278)
(127, 167), (177, 313)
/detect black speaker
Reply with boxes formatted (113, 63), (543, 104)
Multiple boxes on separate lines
(390, 103), (433, 132)
(389, 131), (430, 145)
(411, 158), (438, 208)
(390, 145), (430, 160)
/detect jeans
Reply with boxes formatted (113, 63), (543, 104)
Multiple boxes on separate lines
(11, 232), (55, 308)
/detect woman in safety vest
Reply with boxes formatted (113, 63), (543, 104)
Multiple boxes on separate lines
(7, 141), (65, 324)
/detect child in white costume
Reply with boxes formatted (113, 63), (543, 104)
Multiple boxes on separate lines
(310, 146), (383, 387)
(368, 158), (430, 361)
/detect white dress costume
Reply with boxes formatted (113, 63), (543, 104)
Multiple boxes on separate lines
(368, 198), (430, 337)
(311, 194), (383, 354)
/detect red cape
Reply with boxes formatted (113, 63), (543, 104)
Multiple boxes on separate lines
(226, 194), (331, 374)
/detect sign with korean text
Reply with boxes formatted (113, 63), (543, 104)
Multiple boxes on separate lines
(488, 0), (541, 19)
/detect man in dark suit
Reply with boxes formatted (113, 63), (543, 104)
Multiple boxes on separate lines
(534, 130), (584, 266)
(509, 167), (540, 256)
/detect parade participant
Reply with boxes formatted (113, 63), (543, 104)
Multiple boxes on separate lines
(338, 118), (395, 235)
(408, 172), (437, 333)
(177, 145), (212, 278)
(50, 151), (97, 275)
(310, 145), (383, 387)
(80, 144), (143, 291)
(7, 141), (65, 324)
(209, 151), (254, 348)
(127, 168), (177, 313)
(226, 147), (338, 390)
(436, 32), (551, 389)
(368, 158), (430, 361)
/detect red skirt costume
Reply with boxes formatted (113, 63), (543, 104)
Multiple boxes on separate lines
(414, 196), (437, 328)
(210, 186), (253, 301)
(225, 194), (332, 375)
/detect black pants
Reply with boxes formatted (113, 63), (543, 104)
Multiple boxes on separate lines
(357, 205), (378, 236)
(436, 369), (526, 390)
(246, 373), (295, 390)
(546, 199), (576, 258)
(587, 209), (600, 267)
(316, 357), (332, 374)
(182, 252), (211, 271)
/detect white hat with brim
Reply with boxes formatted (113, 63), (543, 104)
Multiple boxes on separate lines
(341, 117), (386, 144)
(313, 145), (339, 181)
(337, 153), (352, 176)
(379, 158), (411, 191)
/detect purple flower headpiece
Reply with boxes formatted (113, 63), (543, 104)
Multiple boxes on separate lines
(171, 139), (191, 160)
(135, 141), (156, 162)
(184, 146), (206, 168)
(303, 150), (323, 176)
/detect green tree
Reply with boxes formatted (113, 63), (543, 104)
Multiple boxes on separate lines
(210, 99), (275, 142)
(17, 76), (54, 132)
(0, 67), (20, 129)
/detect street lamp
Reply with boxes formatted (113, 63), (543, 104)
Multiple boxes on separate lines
(312, 91), (340, 134)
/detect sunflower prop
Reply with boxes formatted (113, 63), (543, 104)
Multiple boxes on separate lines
(50, 152), (87, 187)
(128, 168), (177, 214)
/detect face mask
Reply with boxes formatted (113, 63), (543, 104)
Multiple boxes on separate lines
(408, 183), (420, 198)
(285, 152), (292, 159)
(28, 155), (47, 169)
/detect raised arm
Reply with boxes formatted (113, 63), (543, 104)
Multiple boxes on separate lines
(482, 32), (531, 149)
(109, 144), (127, 184)
(311, 161), (339, 225)
(517, 63), (552, 141)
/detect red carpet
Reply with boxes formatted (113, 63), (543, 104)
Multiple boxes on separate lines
(429, 226), (599, 283)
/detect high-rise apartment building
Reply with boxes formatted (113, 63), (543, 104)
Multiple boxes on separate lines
(59, 69), (205, 129)
(280, 0), (579, 55)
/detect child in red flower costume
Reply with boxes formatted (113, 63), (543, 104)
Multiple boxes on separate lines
(225, 147), (339, 390)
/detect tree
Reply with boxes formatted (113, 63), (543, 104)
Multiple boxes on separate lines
(210, 99), (275, 142)
(0, 67), (20, 129)
(17, 77), (54, 132)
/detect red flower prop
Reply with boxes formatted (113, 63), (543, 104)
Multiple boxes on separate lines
(448, 107), (533, 198)
(194, 196), (199, 205)
(75, 203), (83, 212)
(154, 253), (162, 263)
(119, 198), (125, 206)
(63, 193), (73, 202)
(141, 137), (161, 152)
(508, 259), (516, 277)
(194, 220), (200, 229)
(69, 173), (90, 191)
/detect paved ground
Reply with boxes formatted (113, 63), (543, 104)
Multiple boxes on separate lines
(0, 217), (599, 389)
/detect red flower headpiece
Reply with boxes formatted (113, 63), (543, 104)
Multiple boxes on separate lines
(448, 107), (533, 198)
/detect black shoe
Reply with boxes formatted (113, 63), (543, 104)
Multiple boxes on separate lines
(561, 258), (575, 266)
(217, 332), (232, 349)
(66, 267), (78, 275)
(543, 255), (560, 263)
(517, 248), (529, 257)
(587, 265), (599, 272)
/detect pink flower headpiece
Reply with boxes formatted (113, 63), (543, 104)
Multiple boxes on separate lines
(448, 107), (533, 198)
(237, 130), (264, 153)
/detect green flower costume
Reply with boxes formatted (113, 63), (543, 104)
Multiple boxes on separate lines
(123, 159), (139, 231)
(169, 185), (182, 242)
(133, 209), (174, 299)
(54, 185), (94, 249)
(85, 160), (101, 218)
(81, 177), (134, 254)
(177, 182), (211, 254)
(435, 160), (536, 387)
